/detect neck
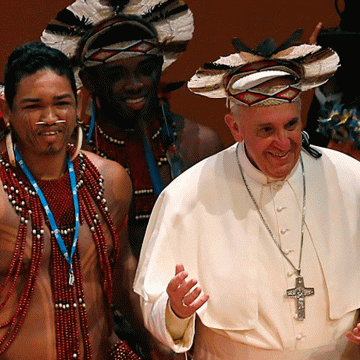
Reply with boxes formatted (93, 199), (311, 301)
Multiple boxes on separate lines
(97, 99), (159, 132)
(96, 111), (157, 137)
(16, 146), (68, 180)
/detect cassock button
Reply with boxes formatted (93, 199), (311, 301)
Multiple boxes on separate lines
(280, 228), (289, 234)
(277, 206), (286, 212)
(296, 333), (303, 340)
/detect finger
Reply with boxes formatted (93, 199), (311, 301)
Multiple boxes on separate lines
(182, 285), (202, 306)
(175, 264), (185, 275)
(353, 326), (360, 336)
(168, 278), (198, 305)
(167, 270), (189, 293)
(181, 293), (210, 317)
(309, 22), (322, 45)
(345, 331), (360, 344)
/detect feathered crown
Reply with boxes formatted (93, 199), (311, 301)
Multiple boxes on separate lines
(41, 0), (194, 86)
(188, 30), (340, 107)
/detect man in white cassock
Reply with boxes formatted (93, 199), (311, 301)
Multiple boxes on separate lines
(133, 34), (360, 359)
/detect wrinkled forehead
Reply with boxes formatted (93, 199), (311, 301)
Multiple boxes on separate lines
(232, 100), (302, 126)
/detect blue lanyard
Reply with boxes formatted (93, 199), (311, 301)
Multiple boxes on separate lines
(14, 147), (80, 286)
(143, 136), (165, 196)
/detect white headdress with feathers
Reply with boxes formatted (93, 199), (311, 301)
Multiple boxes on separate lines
(188, 30), (340, 107)
(41, 0), (194, 86)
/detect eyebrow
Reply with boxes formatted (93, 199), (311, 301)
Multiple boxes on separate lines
(256, 117), (300, 126)
(287, 117), (301, 124)
(19, 94), (74, 104)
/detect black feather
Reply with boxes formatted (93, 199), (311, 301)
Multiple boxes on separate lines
(275, 29), (303, 53)
(232, 29), (304, 58)
(232, 38), (257, 54)
(108, 0), (131, 14)
(255, 38), (277, 57)
(143, 0), (189, 22)
(55, 8), (94, 30)
(202, 62), (232, 71)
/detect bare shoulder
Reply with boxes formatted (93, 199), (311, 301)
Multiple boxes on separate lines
(81, 150), (132, 203)
(177, 117), (224, 167)
(184, 117), (223, 142)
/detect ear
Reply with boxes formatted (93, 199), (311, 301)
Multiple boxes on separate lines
(79, 69), (96, 96)
(224, 113), (243, 143)
(0, 96), (11, 125)
(76, 89), (83, 120)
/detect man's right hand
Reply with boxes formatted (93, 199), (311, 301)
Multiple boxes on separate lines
(166, 264), (209, 319)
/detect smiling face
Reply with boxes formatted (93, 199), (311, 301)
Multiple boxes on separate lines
(84, 55), (163, 129)
(4, 68), (79, 159)
(225, 102), (303, 179)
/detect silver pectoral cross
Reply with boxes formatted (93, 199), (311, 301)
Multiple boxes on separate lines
(286, 276), (314, 320)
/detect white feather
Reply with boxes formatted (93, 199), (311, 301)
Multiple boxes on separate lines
(231, 70), (291, 91)
(302, 51), (340, 78)
(214, 53), (262, 67)
(273, 44), (321, 60)
(41, 32), (83, 59)
(188, 72), (227, 98)
(155, 10), (194, 43)
(68, 0), (113, 24)
(123, 0), (169, 16)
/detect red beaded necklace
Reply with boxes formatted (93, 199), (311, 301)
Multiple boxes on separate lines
(85, 117), (172, 221)
(0, 146), (119, 359)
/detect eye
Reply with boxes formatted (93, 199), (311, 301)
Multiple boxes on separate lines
(257, 126), (274, 137)
(103, 67), (127, 82)
(138, 59), (161, 77)
(23, 103), (40, 110)
(56, 100), (73, 107)
(286, 118), (300, 131)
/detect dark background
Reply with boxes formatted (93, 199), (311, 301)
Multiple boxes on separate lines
(0, 0), (341, 146)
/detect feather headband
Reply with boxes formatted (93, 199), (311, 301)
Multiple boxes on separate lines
(188, 30), (340, 107)
(41, 0), (194, 86)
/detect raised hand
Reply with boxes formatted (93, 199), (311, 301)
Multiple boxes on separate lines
(346, 322), (360, 344)
(166, 264), (209, 319)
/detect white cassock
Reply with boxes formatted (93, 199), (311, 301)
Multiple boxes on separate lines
(134, 142), (360, 359)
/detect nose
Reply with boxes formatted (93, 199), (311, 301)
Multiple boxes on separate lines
(273, 130), (291, 149)
(125, 74), (143, 92)
(41, 106), (59, 124)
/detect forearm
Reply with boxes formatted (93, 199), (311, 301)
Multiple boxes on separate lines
(140, 292), (196, 353)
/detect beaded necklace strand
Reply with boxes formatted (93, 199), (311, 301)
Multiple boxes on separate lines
(0, 146), (119, 359)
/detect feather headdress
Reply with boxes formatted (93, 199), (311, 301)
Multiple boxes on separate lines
(188, 30), (340, 107)
(41, 0), (194, 86)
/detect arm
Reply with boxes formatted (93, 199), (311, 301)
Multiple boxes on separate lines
(309, 22), (322, 45)
(101, 158), (185, 359)
(137, 264), (208, 353)
(167, 264), (209, 319)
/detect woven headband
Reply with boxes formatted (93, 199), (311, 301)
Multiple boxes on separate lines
(78, 17), (160, 67)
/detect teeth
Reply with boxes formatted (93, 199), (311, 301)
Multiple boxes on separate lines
(43, 131), (58, 136)
(126, 97), (144, 104)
